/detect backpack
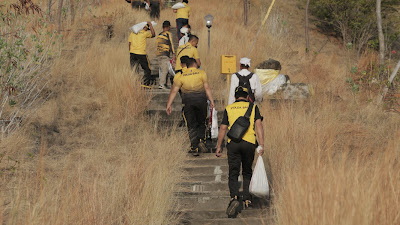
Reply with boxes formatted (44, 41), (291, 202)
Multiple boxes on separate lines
(235, 72), (255, 102)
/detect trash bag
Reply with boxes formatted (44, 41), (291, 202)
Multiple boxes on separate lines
(211, 108), (218, 139)
(171, 2), (185, 9)
(129, 21), (157, 34)
(249, 154), (269, 198)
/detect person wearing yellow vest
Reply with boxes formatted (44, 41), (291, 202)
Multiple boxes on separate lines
(216, 86), (264, 217)
(173, 0), (191, 39)
(175, 35), (201, 74)
(166, 58), (214, 156)
(129, 21), (155, 86)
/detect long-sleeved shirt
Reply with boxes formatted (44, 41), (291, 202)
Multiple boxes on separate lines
(228, 69), (263, 105)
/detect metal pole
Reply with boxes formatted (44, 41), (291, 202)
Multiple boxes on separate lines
(208, 28), (210, 52)
(244, 0), (248, 26)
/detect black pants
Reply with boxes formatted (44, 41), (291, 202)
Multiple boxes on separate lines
(227, 140), (256, 201)
(176, 18), (189, 39)
(130, 53), (152, 85)
(183, 100), (207, 150)
(149, 1), (160, 19)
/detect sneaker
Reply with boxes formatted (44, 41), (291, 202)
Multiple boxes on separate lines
(244, 200), (253, 209)
(226, 196), (240, 218)
(163, 84), (171, 89)
(141, 84), (152, 89)
(158, 85), (165, 89)
(198, 142), (208, 153)
(190, 148), (200, 157)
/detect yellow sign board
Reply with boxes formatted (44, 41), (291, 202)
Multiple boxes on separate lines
(221, 55), (236, 74)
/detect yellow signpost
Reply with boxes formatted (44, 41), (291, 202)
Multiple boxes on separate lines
(221, 55), (236, 104)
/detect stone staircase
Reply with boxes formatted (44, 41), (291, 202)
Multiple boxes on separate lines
(145, 89), (271, 225)
(176, 153), (271, 225)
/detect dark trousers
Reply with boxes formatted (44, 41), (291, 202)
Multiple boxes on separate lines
(183, 100), (207, 149)
(227, 140), (256, 201)
(130, 53), (152, 85)
(176, 18), (189, 39)
(149, 1), (160, 19)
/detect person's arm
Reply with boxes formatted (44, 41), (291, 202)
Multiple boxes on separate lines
(253, 74), (263, 103)
(255, 119), (264, 156)
(166, 85), (180, 115)
(228, 74), (239, 105)
(216, 124), (228, 157)
(203, 82), (214, 108)
(147, 21), (155, 38)
(195, 58), (201, 68)
(129, 42), (131, 51)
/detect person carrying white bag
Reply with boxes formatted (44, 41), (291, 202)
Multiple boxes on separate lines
(216, 86), (264, 218)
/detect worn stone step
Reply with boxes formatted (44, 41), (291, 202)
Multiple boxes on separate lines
(184, 165), (229, 176)
(176, 209), (267, 221)
(175, 190), (228, 197)
(180, 217), (270, 225)
(177, 195), (231, 211)
(185, 157), (228, 166)
(179, 181), (230, 192)
(183, 175), (229, 183)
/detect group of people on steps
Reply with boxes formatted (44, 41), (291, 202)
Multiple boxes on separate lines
(127, 0), (265, 218)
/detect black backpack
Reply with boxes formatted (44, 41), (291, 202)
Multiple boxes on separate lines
(235, 72), (255, 103)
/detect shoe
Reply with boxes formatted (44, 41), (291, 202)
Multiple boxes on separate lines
(141, 84), (152, 89)
(198, 142), (208, 153)
(244, 200), (253, 209)
(190, 148), (199, 157)
(164, 84), (171, 89)
(158, 85), (164, 89)
(226, 196), (240, 218)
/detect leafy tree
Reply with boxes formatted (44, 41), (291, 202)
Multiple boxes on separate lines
(309, 0), (400, 58)
(0, 0), (58, 136)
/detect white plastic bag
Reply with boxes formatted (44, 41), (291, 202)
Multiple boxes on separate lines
(129, 21), (157, 34)
(171, 2), (185, 9)
(211, 108), (218, 139)
(249, 153), (269, 198)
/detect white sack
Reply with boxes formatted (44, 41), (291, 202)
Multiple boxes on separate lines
(249, 154), (269, 198)
(168, 60), (175, 77)
(262, 74), (287, 95)
(129, 21), (157, 34)
(211, 108), (218, 139)
(171, 2), (185, 9)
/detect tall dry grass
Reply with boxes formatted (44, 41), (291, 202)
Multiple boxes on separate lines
(1, 2), (187, 225)
(260, 98), (400, 225)
(1, 0), (399, 225)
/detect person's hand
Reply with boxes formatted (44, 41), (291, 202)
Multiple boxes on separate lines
(257, 146), (264, 156)
(166, 105), (172, 115)
(209, 100), (215, 109)
(216, 147), (222, 157)
(147, 21), (152, 26)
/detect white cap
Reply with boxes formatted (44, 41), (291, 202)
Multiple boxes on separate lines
(180, 27), (189, 34)
(240, 57), (251, 67)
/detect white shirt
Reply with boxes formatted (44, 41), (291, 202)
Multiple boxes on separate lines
(228, 69), (263, 105)
(179, 35), (189, 47)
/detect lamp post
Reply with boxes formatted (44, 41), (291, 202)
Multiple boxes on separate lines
(204, 14), (214, 52)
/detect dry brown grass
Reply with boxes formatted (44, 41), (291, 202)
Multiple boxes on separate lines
(1, 0), (400, 225)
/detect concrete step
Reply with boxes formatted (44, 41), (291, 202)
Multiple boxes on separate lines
(179, 182), (230, 193)
(177, 209), (268, 221)
(185, 157), (228, 167)
(177, 195), (231, 211)
(183, 175), (229, 183)
(180, 217), (270, 225)
(184, 165), (229, 176)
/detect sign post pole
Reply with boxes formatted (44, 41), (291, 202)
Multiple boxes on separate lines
(221, 55), (237, 105)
